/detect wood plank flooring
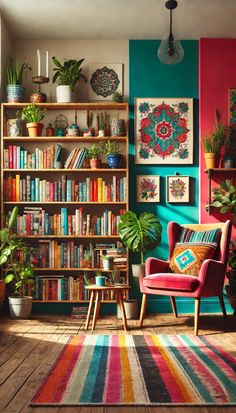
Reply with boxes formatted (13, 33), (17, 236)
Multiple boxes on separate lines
(0, 312), (236, 413)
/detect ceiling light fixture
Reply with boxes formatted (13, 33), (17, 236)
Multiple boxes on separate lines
(157, 0), (184, 65)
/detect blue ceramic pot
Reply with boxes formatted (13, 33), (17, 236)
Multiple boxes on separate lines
(107, 154), (122, 168)
(95, 276), (106, 286)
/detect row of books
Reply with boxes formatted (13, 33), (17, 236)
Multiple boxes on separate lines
(32, 240), (127, 269)
(4, 175), (127, 202)
(34, 275), (122, 301)
(4, 144), (62, 169)
(13, 207), (126, 236)
(64, 147), (88, 169)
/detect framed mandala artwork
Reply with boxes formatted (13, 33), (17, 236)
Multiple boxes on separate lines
(88, 64), (123, 101)
(136, 175), (160, 203)
(166, 175), (190, 203)
(135, 98), (193, 164)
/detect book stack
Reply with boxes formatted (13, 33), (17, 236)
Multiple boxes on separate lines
(64, 148), (88, 169)
(4, 144), (62, 169)
(34, 274), (84, 301)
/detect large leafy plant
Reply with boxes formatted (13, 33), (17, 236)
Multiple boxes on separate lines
(52, 57), (87, 91)
(0, 207), (34, 297)
(211, 179), (236, 217)
(202, 111), (228, 154)
(22, 103), (46, 123)
(7, 57), (31, 85)
(118, 211), (162, 264)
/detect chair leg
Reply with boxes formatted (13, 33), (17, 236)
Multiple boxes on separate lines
(139, 293), (147, 327)
(218, 294), (227, 318)
(194, 298), (201, 336)
(170, 296), (178, 318)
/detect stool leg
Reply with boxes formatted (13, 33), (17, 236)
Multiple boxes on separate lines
(117, 290), (128, 331)
(85, 290), (95, 330)
(92, 291), (101, 332)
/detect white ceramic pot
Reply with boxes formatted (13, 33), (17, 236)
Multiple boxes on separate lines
(132, 263), (145, 278)
(8, 296), (32, 319)
(56, 85), (73, 103)
(117, 299), (138, 319)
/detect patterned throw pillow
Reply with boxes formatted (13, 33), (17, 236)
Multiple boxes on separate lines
(169, 228), (221, 276)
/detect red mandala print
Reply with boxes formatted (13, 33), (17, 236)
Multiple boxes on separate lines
(156, 121), (172, 139)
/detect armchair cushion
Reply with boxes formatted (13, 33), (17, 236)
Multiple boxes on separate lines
(143, 273), (200, 292)
(169, 227), (222, 276)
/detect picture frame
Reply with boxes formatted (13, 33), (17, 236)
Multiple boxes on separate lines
(88, 63), (123, 101)
(135, 98), (194, 164)
(136, 175), (160, 202)
(166, 175), (190, 203)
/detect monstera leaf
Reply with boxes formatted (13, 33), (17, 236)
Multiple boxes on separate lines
(118, 211), (162, 263)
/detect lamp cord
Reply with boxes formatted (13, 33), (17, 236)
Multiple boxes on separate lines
(168, 9), (174, 56)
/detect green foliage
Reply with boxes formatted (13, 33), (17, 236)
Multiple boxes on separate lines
(52, 57), (87, 91)
(112, 91), (123, 103)
(0, 207), (34, 297)
(6, 57), (31, 85)
(118, 211), (162, 264)
(87, 144), (101, 159)
(100, 140), (120, 155)
(229, 240), (236, 270)
(22, 104), (46, 123)
(202, 111), (228, 154)
(95, 271), (103, 277)
(110, 268), (122, 284)
(211, 179), (236, 217)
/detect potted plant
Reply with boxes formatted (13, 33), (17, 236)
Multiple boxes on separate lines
(6, 57), (31, 103)
(95, 271), (106, 286)
(225, 239), (236, 314)
(118, 211), (162, 277)
(87, 144), (102, 169)
(46, 122), (55, 137)
(202, 111), (228, 169)
(21, 103), (46, 137)
(112, 91), (123, 103)
(101, 140), (122, 168)
(52, 57), (87, 103)
(0, 207), (35, 318)
(211, 179), (236, 221)
(102, 255), (114, 270)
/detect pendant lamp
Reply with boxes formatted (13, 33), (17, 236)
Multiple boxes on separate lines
(157, 0), (184, 64)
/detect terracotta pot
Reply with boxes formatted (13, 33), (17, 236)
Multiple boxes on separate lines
(89, 158), (100, 169)
(204, 153), (216, 169)
(46, 127), (55, 137)
(27, 122), (44, 137)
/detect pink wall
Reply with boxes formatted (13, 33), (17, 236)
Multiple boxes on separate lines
(199, 38), (236, 236)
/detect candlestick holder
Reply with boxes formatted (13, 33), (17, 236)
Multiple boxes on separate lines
(30, 75), (49, 103)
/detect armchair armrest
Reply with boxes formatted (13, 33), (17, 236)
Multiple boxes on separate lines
(146, 257), (170, 276)
(198, 259), (225, 296)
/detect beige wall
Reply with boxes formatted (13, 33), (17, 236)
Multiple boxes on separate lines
(0, 15), (12, 101)
(12, 39), (129, 102)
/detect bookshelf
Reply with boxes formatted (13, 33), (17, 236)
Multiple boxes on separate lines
(1, 102), (129, 305)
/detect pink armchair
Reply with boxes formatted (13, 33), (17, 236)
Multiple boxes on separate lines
(139, 220), (232, 335)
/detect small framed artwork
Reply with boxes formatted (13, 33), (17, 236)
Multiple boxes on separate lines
(88, 63), (123, 101)
(166, 175), (190, 203)
(135, 98), (193, 164)
(136, 175), (160, 202)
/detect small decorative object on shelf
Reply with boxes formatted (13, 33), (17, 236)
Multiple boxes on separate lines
(31, 50), (49, 102)
(52, 56), (87, 103)
(111, 115), (125, 137)
(55, 114), (68, 136)
(102, 255), (114, 270)
(46, 122), (55, 137)
(7, 111), (24, 137)
(21, 103), (46, 137)
(202, 110), (228, 169)
(6, 57), (31, 103)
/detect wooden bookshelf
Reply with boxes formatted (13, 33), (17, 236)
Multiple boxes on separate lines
(1, 102), (129, 305)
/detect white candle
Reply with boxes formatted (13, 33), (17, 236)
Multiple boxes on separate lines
(46, 50), (49, 78)
(37, 49), (41, 76)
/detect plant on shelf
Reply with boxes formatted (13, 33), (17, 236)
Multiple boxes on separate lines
(95, 270), (106, 286)
(0, 207), (35, 318)
(100, 140), (122, 168)
(110, 268), (122, 285)
(52, 56), (87, 103)
(87, 144), (102, 169)
(202, 110), (228, 169)
(21, 103), (46, 137)
(112, 91), (123, 103)
(101, 255), (114, 270)
(211, 179), (236, 220)
(118, 211), (162, 277)
(6, 56), (31, 103)
(225, 239), (236, 314)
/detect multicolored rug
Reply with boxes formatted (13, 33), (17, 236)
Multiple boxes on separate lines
(31, 334), (236, 406)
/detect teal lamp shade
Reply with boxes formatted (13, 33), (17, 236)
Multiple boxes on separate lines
(157, 38), (184, 64)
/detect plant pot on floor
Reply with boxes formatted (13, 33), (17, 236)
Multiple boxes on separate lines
(6, 85), (25, 103)
(8, 296), (32, 319)
(132, 263), (145, 278)
(117, 299), (138, 319)
(26, 122), (44, 137)
(56, 85), (73, 103)
(204, 153), (216, 169)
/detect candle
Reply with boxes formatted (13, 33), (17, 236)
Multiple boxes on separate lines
(46, 50), (49, 78)
(37, 49), (41, 76)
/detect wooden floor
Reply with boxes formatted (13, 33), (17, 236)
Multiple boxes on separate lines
(0, 312), (236, 413)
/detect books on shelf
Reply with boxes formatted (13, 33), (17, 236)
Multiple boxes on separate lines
(4, 175), (127, 202)
(11, 207), (126, 236)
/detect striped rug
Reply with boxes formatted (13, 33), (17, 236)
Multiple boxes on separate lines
(31, 334), (236, 406)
